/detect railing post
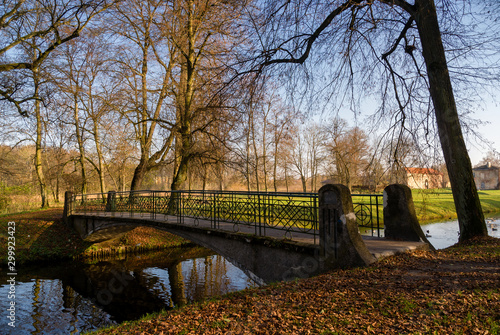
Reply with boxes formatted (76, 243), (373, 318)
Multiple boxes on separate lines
(212, 191), (216, 229)
(151, 191), (156, 220)
(180, 191), (183, 224)
(105, 191), (116, 213)
(313, 195), (318, 244)
(253, 194), (257, 235)
(130, 191), (133, 217)
(369, 195), (373, 237)
(376, 195), (381, 237)
(258, 193), (262, 236)
(179, 191), (182, 224)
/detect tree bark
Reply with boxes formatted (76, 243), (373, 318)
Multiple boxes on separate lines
(413, 0), (487, 241)
(73, 96), (87, 195)
(170, 126), (191, 191)
(34, 72), (48, 208)
(92, 119), (106, 199)
(130, 158), (148, 191)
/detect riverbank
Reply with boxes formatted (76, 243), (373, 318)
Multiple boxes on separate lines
(91, 236), (500, 334)
(0, 208), (190, 266)
(412, 189), (500, 222)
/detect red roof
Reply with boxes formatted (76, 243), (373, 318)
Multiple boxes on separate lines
(405, 167), (443, 175)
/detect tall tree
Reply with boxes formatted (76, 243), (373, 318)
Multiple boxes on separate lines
(1, 0), (113, 206)
(248, 0), (496, 241)
(53, 31), (117, 197)
(323, 119), (370, 191)
(0, 0), (113, 115)
(111, 0), (177, 191)
(168, 0), (246, 191)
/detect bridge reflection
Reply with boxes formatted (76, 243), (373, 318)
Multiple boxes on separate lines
(0, 246), (257, 333)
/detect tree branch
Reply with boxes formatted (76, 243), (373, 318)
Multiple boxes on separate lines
(381, 17), (414, 60)
(261, 0), (357, 66)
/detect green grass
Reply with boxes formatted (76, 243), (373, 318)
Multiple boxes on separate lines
(412, 189), (500, 222)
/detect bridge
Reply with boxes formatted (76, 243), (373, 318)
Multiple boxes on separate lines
(64, 184), (432, 284)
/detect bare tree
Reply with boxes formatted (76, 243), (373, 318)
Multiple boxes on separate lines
(167, 0), (247, 191)
(287, 121), (324, 192)
(323, 119), (370, 191)
(110, 0), (177, 191)
(245, 0), (498, 241)
(0, 0), (113, 115)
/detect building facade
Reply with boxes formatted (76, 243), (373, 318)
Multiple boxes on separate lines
(405, 167), (444, 189)
(473, 163), (500, 190)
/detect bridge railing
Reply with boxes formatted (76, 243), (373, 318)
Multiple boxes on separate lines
(351, 194), (384, 238)
(71, 190), (383, 242)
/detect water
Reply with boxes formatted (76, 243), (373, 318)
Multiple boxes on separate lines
(1, 217), (499, 334)
(0, 246), (258, 334)
(423, 214), (500, 249)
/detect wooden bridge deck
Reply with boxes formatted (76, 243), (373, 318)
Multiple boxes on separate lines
(72, 211), (428, 260)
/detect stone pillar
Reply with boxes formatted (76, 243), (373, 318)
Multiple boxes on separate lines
(383, 184), (432, 247)
(319, 184), (376, 268)
(105, 191), (116, 212)
(63, 191), (73, 227)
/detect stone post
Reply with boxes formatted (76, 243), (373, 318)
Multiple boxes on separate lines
(383, 184), (433, 248)
(318, 184), (376, 268)
(63, 191), (73, 227)
(105, 191), (116, 212)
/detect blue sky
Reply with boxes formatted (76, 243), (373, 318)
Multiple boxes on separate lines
(467, 97), (500, 165)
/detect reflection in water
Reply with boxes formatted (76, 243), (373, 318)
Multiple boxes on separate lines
(0, 246), (258, 334)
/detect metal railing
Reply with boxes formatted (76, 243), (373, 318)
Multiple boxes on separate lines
(71, 190), (383, 242)
(351, 194), (383, 237)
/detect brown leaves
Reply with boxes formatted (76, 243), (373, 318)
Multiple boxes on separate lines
(94, 237), (500, 335)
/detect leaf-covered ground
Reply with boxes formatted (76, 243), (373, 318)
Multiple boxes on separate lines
(93, 236), (500, 335)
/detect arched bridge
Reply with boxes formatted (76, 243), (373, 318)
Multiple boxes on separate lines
(64, 184), (431, 284)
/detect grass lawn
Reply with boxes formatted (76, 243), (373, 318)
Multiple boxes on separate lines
(412, 189), (500, 222)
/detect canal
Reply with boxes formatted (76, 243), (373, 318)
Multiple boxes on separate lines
(0, 246), (258, 334)
(1, 215), (499, 334)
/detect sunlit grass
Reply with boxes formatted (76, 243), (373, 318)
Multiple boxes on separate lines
(0, 194), (64, 215)
(412, 189), (500, 222)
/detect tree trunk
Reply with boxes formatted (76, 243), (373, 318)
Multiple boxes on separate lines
(130, 158), (148, 191)
(92, 119), (106, 199)
(414, 0), (487, 241)
(250, 110), (260, 192)
(170, 128), (191, 191)
(246, 124), (251, 192)
(171, 158), (189, 191)
(262, 113), (268, 192)
(73, 97), (87, 195)
(34, 72), (48, 208)
(300, 174), (307, 193)
(273, 143), (278, 192)
(284, 163), (289, 192)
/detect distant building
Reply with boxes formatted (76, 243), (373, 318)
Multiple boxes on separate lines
(473, 162), (500, 190)
(405, 167), (444, 189)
